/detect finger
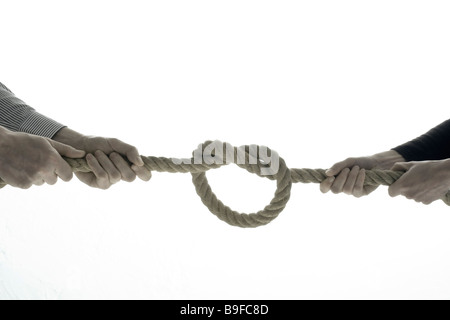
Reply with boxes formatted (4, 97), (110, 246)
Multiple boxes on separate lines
(131, 164), (152, 182)
(416, 195), (429, 204)
(343, 166), (360, 195)
(54, 158), (74, 182)
(3, 175), (32, 189)
(33, 179), (45, 186)
(86, 153), (110, 189)
(320, 176), (335, 193)
(391, 162), (415, 171)
(43, 172), (58, 185)
(330, 168), (350, 194)
(49, 140), (86, 158)
(74, 171), (97, 188)
(363, 185), (378, 196)
(14, 182), (32, 189)
(110, 152), (136, 182)
(325, 158), (356, 176)
(108, 138), (144, 167)
(95, 150), (121, 184)
(415, 189), (437, 205)
(388, 181), (402, 197)
(353, 169), (366, 197)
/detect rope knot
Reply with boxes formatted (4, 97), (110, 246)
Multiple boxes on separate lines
(190, 140), (292, 228)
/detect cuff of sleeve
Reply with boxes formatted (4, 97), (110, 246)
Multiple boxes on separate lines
(19, 111), (66, 138)
(391, 147), (413, 162)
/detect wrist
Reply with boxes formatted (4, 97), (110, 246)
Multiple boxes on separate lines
(0, 126), (8, 135)
(439, 158), (450, 177)
(0, 126), (20, 140)
(372, 150), (406, 169)
(0, 126), (11, 150)
(52, 127), (86, 150)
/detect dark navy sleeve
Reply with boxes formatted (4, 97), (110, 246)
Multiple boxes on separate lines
(392, 119), (450, 161)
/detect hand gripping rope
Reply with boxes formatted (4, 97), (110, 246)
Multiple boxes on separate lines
(1, 140), (449, 228)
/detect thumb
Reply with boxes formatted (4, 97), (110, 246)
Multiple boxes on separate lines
(325, 158), (356, 176)
(49, 140), (86, 158)
(390, 161), (415, 172)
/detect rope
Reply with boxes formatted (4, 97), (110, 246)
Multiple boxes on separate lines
(1, 140), (449, 228)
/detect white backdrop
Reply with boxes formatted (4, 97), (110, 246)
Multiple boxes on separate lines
(1, 0), (450, 300)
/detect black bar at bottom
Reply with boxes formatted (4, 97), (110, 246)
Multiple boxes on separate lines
(153, 301), (300, 319)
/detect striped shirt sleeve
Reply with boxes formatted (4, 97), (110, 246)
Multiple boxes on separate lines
(0, 82), (65, 138)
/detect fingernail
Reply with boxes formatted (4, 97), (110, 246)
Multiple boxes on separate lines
(330, 177), (335, 183)
(325, 169), (332, 176)
(137, 156), (144, 166)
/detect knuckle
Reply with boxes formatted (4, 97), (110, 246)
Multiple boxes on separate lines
(343, 186), (353, 195)
(110, 152), (121, 160)
(108, 138), (124, 149)
(14, 177), (30, 189)
(99, 182), (111, 190)
(95, 150), (104, 157)
(320, 183), (329, 193)
(388, 186), (397, 197)
(18, 181), (32, 189)
(124, 144), (138, 155)
(98, 172), (108, 180)
(344, 157), (356, 166)
(64, 172), (74, 181)
(330, 185), (341, 194)
(109, 138), (121, 144)
(130, 146), (139, 154)
(354, 186), (364, 197)
(141, 171), (152, 182)
(111, 172), (121, 182)
(124, 173), (136, 182)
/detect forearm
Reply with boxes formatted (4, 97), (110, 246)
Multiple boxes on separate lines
(52, 127), (86, 149)
(392, 119), (450, 161)
(372, 150), (405, 169)
(0, 124), (12, 137)
(0, 82), (65, 138)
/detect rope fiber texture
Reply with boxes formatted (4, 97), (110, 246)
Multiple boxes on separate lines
(1, 140), (449, 228)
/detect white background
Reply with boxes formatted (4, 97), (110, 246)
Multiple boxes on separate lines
(1, 0), (450, 299)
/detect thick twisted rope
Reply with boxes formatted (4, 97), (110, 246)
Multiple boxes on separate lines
(1, 140), (449, 228)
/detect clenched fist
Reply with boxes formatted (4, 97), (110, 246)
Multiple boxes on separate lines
(0, 126), (85, 189)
